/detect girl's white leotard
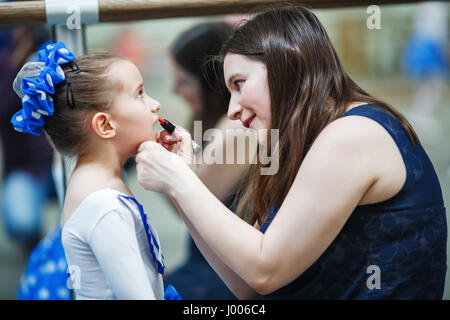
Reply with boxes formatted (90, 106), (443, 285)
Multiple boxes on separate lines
(62, 188), (164, 300)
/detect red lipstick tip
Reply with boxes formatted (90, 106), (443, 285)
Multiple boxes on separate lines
(158, 118), (165, 125)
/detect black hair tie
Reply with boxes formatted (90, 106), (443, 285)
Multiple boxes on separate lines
(66, 61), (81, 109)
(66, 82), (76, 109)
(69, 61), (81, 74)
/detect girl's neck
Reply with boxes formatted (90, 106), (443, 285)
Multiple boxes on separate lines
(70, 152), (132, 198)
(63, 150), (132, 223)
(76, 152), (123, 178)
(67, 141), (135, 198)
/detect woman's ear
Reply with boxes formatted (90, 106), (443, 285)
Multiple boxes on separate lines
(91, 112), (116, 139)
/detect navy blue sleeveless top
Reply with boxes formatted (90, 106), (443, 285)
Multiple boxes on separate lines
(259, 104), (447, 299)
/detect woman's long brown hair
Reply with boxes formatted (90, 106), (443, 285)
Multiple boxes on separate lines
(220, 4), (419, 226)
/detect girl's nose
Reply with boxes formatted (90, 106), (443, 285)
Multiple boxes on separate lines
(150, 98), (160, 112)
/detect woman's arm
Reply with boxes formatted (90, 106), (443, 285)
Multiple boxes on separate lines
(172, 200), (258, 299)
(191, 117), (250, 202)
(137, 116), (387, 295)
(166, 117), (256, 298)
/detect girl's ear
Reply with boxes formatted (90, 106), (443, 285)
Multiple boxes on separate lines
(91, 112), (116, 139)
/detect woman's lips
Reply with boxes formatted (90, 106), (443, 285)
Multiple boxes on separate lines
(243, 114), (256, 128)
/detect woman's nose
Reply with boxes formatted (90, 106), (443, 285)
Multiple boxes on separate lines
(227, 101), (242, 121)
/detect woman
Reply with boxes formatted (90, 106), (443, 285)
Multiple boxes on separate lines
(165, 21), (247, 299)
(136, 5), (447, 299)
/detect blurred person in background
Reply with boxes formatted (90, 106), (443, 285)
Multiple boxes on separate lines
(402, 1), (449, 146)
(0, 26), (54, 252)
(0, 26), (71, 300)
(164, 21), (250, 299)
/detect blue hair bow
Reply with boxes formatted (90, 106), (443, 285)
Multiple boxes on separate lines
(11, 41), (76, 136)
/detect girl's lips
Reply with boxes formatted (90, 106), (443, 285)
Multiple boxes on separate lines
(243, 113), (256, 128)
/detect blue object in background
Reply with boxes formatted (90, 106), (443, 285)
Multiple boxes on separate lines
(17, 227), (71, 300)
(1, 171), (47, 246)
(402, 34), (448, 80)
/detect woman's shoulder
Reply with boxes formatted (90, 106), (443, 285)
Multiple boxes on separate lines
(320, 103), (401, 148)
(313, 110), (404, 174)
(305, 108), (407, 205)
(317, 114), (385, 150)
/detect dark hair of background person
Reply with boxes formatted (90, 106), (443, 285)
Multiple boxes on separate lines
(218, 4), (420, 227)
(170, 21), (233, 135)
(0, 25), (53, 179)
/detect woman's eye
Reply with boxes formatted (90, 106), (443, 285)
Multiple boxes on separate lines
(234, 80), (243, 90)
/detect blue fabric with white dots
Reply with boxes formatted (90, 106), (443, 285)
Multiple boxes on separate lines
(17, 226), (71, 300)
(259, 104), (447, 299)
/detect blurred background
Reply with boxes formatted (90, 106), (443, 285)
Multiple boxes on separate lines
(0, 1), (449, 299)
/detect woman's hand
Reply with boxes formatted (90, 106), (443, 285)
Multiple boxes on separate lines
(136, 126), (194, 194)
(157, 126), (193, 164)
(157, 129), (177, 151)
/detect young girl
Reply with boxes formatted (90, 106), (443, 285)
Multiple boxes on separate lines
(11, 41), (179, 300)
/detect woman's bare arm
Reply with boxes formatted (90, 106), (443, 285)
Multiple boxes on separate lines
(167, 116), (389, 295)
(172, 199), (258, 299)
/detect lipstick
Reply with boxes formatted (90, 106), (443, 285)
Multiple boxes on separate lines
(158, 118), (201, 154)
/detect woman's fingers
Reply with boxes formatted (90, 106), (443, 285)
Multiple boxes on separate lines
(135, 138), (189, 193)
(160, 130), (176, 144)
(151, 129), (177, 151)
(161, 142), (170, 150)
(173, 126), (188, 141)
(172, 126), (193, 164)
(139, 125), (192, 163)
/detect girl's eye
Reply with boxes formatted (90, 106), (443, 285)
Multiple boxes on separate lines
(138, 90), (144, 98)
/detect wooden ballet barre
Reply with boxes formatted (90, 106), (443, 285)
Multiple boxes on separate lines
(0, 0), (422, 25)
